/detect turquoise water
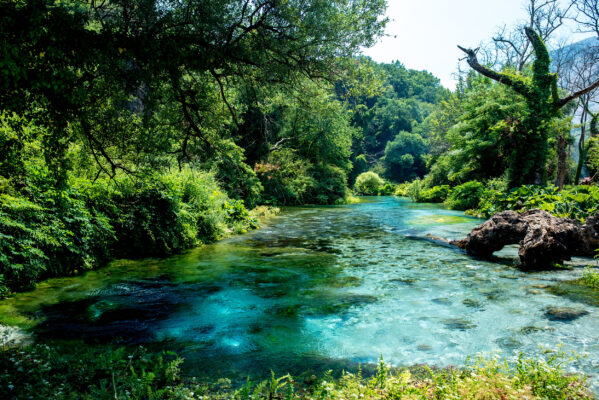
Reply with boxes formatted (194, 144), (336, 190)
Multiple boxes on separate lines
(1, 197), (598, 387)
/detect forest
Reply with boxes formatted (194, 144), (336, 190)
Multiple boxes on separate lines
(1, 0), (599, 399)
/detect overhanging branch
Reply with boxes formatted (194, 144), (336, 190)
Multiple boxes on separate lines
(457, 45), (530, 97)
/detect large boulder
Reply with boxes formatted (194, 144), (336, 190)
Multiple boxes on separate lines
(452, 209), (599, 270)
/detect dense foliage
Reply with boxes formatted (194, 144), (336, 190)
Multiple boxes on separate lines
(400, 177), (599, 223)
(444, 181), (486, 211)
(0, 164), (258, 295)
(0, 344), (591, 400)
(0, 0), (457, 296)
(349, 60), (448, 184)
(474, 184), (599, 221)
(0, 0), (398, 294)
(354, 172), (385, 195)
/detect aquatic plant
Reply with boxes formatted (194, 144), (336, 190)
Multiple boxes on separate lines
(581, 267), (599, 289)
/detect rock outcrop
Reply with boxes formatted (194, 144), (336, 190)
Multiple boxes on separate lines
(452, 209), (599, 269)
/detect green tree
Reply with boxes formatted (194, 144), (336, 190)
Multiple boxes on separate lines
(0, 0), (387, 183)
(383, 131), (427, 182)
(459, 27), (599, 187)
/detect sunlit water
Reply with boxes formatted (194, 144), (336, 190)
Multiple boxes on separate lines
(2, 197), (599, 388)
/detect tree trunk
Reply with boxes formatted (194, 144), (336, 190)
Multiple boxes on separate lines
(574, 107), (589, 184)
(555, 134), (567, 190)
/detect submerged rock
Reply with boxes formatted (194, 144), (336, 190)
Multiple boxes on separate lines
(432, 297), (452, 305)
(519, 325), (555, 335)
(495, 336), (522, 349)
(462, 298), (484, 310)
(452, 209), (599, 270)
(544, 306), (589, 322)
(442, 318), (476, 330)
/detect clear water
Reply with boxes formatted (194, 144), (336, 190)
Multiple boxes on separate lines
(1, 197), (599, 388)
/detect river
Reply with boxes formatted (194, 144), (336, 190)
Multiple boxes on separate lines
(1, 196), (598, 388)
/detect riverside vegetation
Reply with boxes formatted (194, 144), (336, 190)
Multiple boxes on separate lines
(0, 344), (592, 399)
(2, 0), (599, 398)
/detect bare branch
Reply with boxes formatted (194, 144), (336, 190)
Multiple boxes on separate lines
(558, 77), (599, 108)
(269, 137), (290, 152)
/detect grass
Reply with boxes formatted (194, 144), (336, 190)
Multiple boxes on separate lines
(0, 344), (593, 399)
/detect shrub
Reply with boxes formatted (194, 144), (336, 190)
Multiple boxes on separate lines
(471, 184), (599, 221)
(254, 149), (316, 205)
(394, 182), (411, 197)
(0, 169), (258, 295)
(205, 140), (263, 209)
(405, 179), (422, 200)
(354, 172), (385, 195)
(0, 345), (192, 399)
(444, 180), (485, 210)
(401, 180), (450, 203)
(377, 182), (396, 196)
(78, 170), (257, 259)
(0, 190), (114, 293)
(419, 185), (451, 203)
(471, 178), (509, 217)
(255, 150), (348, 205)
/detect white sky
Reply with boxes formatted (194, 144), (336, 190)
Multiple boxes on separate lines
(362, 0), (592, 89)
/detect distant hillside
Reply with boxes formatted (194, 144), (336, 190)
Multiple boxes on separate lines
(551, 36), (599, 72)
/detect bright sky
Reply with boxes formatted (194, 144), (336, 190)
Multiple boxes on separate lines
(362, 0), (589, 89)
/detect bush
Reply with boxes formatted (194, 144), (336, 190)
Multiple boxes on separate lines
(0, 169), (258, 295)
(255, 150), (348, 205)
(400, 180), (450, 203)
(394, 182), (411, 197)
(472, 184), (599, 221)
(254, 149), (316, 205)
(78, 170), (257, 259)
(581, 267), (599, 289)
(417, 185), (451, 203)
(0, 190), (114, 293)
(354, 172), (385, 195)
(203, 139), (263, 209)
(377, 182), (396, 196)
(470, 178), (509, 217)
(444, 180), (485, 211)
(0, 345), (191, 399)
(425, 185), (451, 202)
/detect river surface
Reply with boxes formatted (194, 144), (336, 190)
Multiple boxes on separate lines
(1, 197), (599, 388)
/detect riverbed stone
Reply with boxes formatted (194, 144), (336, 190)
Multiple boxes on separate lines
(544, 306), (589, 322)
(442, 318), (476, 330)
(452, 209), (599, 269)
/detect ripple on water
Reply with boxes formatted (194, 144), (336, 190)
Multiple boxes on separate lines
(1, 196), (599, 392)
